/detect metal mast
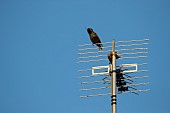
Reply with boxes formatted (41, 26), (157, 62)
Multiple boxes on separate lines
(111, 40), (117, 113)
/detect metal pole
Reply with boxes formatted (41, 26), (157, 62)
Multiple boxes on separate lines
(111, 40), (117, 113)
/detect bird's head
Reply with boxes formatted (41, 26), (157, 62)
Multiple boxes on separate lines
(87, 28), (93, 34)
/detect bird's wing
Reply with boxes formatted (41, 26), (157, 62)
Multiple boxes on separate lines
(94, 33), (101, 43)
(94, 33), (102, 46)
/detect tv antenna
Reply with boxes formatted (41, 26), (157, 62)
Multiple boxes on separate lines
(77, 38), (150, 113)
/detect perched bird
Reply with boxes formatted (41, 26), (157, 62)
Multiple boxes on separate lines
(87, 28), (103, 51)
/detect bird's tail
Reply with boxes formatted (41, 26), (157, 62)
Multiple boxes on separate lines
(99, 46), (102, 51)
(96, 44), (103, 51)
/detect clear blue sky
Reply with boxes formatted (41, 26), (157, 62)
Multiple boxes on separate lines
(0, 0), (170, 113)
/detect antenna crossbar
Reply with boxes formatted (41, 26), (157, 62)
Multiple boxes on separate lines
(120, 56), (148, 59)
(125, 82), (150, 87)
(80, 86), (110, 91)
(119, 89), (150, 94)
(80, 80), (110, 84)
(119, 52), (148, 55)
(116, 43), (149, 48)
(77, 58), (108, 63)
(115, 39), (149, 43)
(80, 93), (111, 98)
(116, 48), (148, 52)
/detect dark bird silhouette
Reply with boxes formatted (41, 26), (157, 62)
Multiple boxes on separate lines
(107, 52), (121, 64)
(87, 28), (103, 51)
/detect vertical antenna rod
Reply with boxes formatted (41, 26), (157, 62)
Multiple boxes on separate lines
(111, 40), (117, 113)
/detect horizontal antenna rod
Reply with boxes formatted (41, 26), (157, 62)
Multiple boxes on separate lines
(80, 80), (110, 84)
(78, 54), (107, 59)
(77, 74), (109, 78)
(77, 58), (108, 63)
(78, 42), (149, 51)
(116, 43), (149, 48)
(77, 48), (148, 55)
(78, 39), (149, 47)
(80, 89), (150, 97)
(77, 53), (148, 60)
(119, 56), (148, 59)
(123, 70), (149, 74)
(126, 82), (150, 87)
(77, 69), (92, 72)
(137, 70), (149, 72)
(119, 52), (148, 56)
(78, 42), (112, 46)
(115, 39), (149, 43)
(137, 63), (148, 66)
(80, 76), (149, 84)
(77, 50), (111, 55)
(131, 76), (149, 79)
(78, 46), (112, 51)
(80, 93), (111, 98)
(117, 48), (148, 52)
(118, 76), (149, 81)
(77, 75), (93, 78)
(78, 56), (148, 63)
(119, 89), (151, 94)
(80, 86), (110, 91)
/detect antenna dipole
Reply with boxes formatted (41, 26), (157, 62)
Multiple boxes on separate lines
(77, 38), (150, 113)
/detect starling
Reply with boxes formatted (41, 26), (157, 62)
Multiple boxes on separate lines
(87, 28), (103, 51)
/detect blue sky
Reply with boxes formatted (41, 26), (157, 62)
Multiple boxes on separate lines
(0, 0), (170, 113)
